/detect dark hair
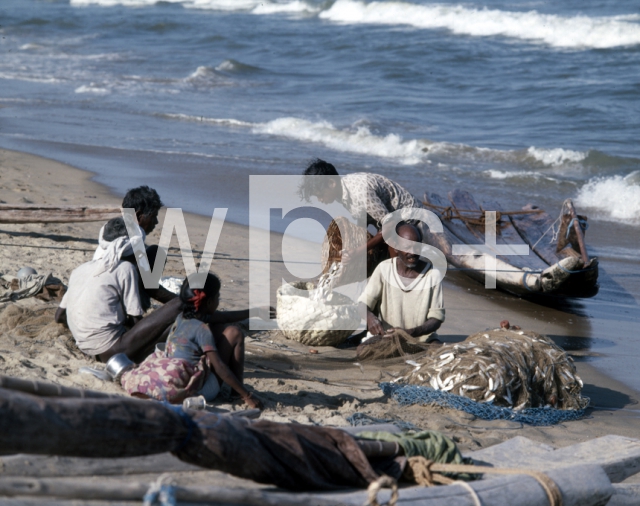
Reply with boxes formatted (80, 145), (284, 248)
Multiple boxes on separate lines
(122, 186), (163, 216)
(179, 273), (221, 320)
(103, 217), (129, 242)
(396, 221), (422, 242)
(297, 158), (340, 202)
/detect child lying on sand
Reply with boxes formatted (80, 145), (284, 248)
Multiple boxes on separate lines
(122, 273), (266, 409)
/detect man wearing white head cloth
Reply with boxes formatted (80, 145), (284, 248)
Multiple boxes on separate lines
(56, 217), (181, 362)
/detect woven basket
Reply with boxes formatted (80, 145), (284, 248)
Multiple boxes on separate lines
(276, 281), (361, 347)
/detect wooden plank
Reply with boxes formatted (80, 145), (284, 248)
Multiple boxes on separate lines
(481, 199), (549, 271)
(0, 453), (199, 477)
(0, 477), (343, 506)
(423, 192), (537, 295)
(449, 190), (536, 271)
(0, 205), (120, 224)
(466, 435), (640, 483)
(510, 204), (561, 266)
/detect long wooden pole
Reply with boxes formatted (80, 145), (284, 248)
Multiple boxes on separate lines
(0, 477), (342, 506)
(0, 205), (121, 224)
(565, 200), (589, 266)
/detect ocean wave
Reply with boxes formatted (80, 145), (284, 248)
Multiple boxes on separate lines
(215, 59), (262, 74)
(159, 113), (605, 169)
(252, 1), (320, 14)
(319, 0), (640, 49)
(71, 0), (318, 13)
(575, 172), (640, 224)
(483, 169), (565, 183)
(253, 117), (430, 164)
(159, 113), (253, 127)
(526, 147), (588, 166)
(75, 84), (111, 94)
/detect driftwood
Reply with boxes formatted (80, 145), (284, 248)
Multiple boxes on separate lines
(0, 205), (120, 224)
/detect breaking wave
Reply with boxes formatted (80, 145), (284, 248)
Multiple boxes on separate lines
(69, 0), (640, 49)
(575, 171), (640, 224)
(319, 0), (640, 49)
(526, 147), (588, 166)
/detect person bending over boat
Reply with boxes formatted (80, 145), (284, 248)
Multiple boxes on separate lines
(359, 222), (444, 343)
(93, 185), (177, 308)
(122, 273), (264, 409)
(298, 159), (425, 264)
(55, 217), (181, 362)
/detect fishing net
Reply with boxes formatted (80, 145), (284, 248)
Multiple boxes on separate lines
(381, 383), (587, 427)
(356, 329), (437, 362)
(396, 328), (589, 411)
(321, 217), (389, 284)
(0, 305), (69, 342)
(276, 281), (360, 346)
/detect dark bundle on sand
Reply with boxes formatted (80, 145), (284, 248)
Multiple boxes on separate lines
(0, 377), (379, 491)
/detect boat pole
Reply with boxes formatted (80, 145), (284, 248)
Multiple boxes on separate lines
(565, 200), (589, 266)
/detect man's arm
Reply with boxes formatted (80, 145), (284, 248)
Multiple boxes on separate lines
(54, 307), (67, 326)
(400, 318), (442, 339)
(365, 307), (385, 336)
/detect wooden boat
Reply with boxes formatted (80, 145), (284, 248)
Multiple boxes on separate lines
(420, 190), (599, 298)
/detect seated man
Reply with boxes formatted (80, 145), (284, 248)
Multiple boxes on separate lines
(56, 217), (181, 362)
(94, 185), (175, 306)
(358, 222), (444, 343)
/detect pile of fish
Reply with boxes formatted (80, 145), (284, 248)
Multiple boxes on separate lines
(401, 326), (589, 410)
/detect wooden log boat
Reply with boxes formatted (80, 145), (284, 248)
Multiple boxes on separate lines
(421, 190), (599, 298)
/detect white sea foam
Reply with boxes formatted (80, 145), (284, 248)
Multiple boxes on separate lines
(319, 0), (640, 49)
(75, 84), (110, 94)
(252, 1), (319, 15)
(19, 43), (44, 50)
(526, 146), (588, 166)
(186, 66), (216, 80)
(253, 117), (430, 164)
(161, 113), (253, 127)
(575, 172), (640, 224)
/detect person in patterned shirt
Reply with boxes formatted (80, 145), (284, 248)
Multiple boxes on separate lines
(298, 159), (424, 262)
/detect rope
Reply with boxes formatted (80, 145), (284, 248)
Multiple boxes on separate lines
(422, 202), (544, 228)
(143, 474), (177, 506)
(565, 217), (589, 238)
(404, 457), (563, 506)
(531, 215), (561, 252)
(454, 480), (483, 506)
(555, 262), (598, 275)
(366, 475), (399, 506)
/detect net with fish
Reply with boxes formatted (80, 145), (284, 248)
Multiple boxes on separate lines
(397, 328), (588, 411)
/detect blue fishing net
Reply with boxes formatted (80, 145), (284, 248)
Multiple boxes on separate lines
(380, 383), (587, 427)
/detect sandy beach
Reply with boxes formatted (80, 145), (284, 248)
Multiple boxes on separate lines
(1, 147), (640, 489)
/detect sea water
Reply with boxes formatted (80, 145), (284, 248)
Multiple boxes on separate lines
(1, 0), (639, 386)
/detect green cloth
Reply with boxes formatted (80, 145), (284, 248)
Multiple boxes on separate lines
(356, 430), (474, 480)
(356, 430), (464, 464)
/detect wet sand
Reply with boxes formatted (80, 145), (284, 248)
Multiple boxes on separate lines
(1, 146), (639, 463)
